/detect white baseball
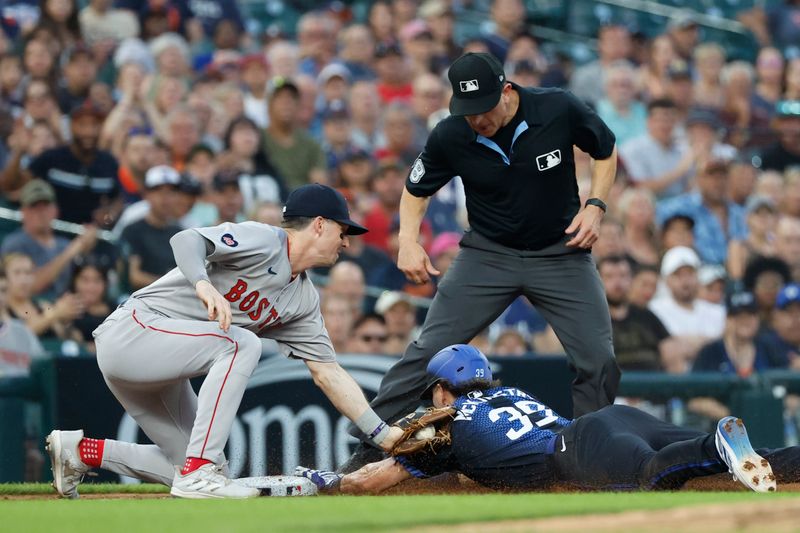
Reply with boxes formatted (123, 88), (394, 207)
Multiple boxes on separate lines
(414, 426), (435, 440)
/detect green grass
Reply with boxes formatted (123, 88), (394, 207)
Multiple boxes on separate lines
(3, 485), (799, 533)
(0, 483), (168, 495)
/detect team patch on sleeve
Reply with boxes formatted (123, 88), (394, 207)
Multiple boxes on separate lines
(410, 158), (425, 183)
(221, 233), (238, 247)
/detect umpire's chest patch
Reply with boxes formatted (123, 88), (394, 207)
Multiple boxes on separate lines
(410, 158), (425, 183)
(535, 149), (561, 171)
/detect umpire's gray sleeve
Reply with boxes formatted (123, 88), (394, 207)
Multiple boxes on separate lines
(170, 229), (212, 286)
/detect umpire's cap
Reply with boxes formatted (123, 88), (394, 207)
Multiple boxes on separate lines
(447, 53), (506, 116)
(421, 344), (493, 398)
(283, 184), (368, 235)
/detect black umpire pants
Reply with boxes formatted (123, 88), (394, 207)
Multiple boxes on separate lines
(551, 405), (800, 489)
(368, 229), (620, 425)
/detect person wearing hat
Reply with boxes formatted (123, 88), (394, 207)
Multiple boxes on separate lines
(46, 183), (405, 499)
(727, 195), (779, 282)
(263, 76), (327, 189)
(342, 51), (620, 469)
(684, 107), (737, 163)
(119, 165), (184, 290)
(374, 42), (413, 105)
(656, 158), (747, 265)
(320, 99), (354, 171)
(56, 46), (98, 114)
(649, 246), (726, 371)
(374, 290), (419, 355)
(758, 100), (800, 172)
(666, 10), (699, 64)
(210, 169), (245, 225)
(23, 100), (121, 226)
(764, 283), (800, 366)
(0, 179), (97, 300)
(240, 54), (271, 129)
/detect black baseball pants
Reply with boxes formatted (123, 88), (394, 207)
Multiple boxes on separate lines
(367, 229), (620, 425)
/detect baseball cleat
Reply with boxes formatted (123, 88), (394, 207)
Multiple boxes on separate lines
(170, 464), (261, 499)
(45, 429), (91, 499)
(715, 416), (776, 493)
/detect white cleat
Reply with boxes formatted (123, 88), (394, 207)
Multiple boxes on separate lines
(45, 430), (91, 499)
(171, 464), (261, 499)
(715, 416), (777, 493)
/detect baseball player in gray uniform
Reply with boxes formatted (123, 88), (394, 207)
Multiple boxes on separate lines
(46, 184), (402, 499)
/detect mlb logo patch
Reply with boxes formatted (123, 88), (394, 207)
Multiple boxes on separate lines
(221, 233), (238, 247)
(459, 79), (479, 93)
(536, 149), (562, 171)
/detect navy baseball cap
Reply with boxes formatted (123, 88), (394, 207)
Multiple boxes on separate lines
(283, 184), (368, 235)
(421, 344), (492, 398)
(726, 291), (758, 315)
(447, 53), (506, 116)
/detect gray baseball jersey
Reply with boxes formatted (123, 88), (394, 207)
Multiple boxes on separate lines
(131, 221), (335, 362)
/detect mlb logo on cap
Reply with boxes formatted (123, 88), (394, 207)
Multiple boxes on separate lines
(460, 79), (479, 92)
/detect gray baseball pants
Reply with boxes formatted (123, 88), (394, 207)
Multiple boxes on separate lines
(370, 229), (620, 424)
(92, 298), (261, 485)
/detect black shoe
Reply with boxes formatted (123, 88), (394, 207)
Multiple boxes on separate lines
(337, 442), (386, 474)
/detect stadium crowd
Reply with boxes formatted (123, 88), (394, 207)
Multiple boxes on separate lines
(0, 0), (799, 432)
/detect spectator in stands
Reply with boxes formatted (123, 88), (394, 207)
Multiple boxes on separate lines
(317, 64), (351, 114)
(739, 0), (800, 56)
(664, 60), (694, 129)
(592, 217), (627, 262)
(649, 246), (726, 370)
(758, 100), (800, 172)
(349, 80), (381, 151)
(78, 0), (140, 46)
(783, 169), (800, 219)
(55, 45), (97, 114)
(348, 313), (389, 355)
(321, 294), (356, 354)
(210, 169), (244, 224)
(618, 188), (659, 267)
(262, 76), (327, 189)
(266, 41), (299, 79)
(320, 99), (354, 171)
(629, 263), (659, 308)
(22, 36), (58, 88)
(744, 256), (792, 331)
(25, 102), (121, 226)
(3, 252), (81, 339)
(754, 170), (784, 207)
(720, 61), (772, 149)
(149, 33), (191, 79)
(727, 196), (779, 282)
(570, 24), (632, 106)
(665, 10), (699, 65)
(785, 58), (800, 101)
(596, 61), (646, 146)
(0, 52), (23, 107)
(1, 179), (97, 299)
(775, 216), (800, 282)
(40, 0), (81, 48)
(69, 261), (110, 353)
(419, 0), (461, 68)
(119, 165), (182, 291)
(329, 226), (394, 290)
(248, 200), (282, 226)
(368, 1), (395, 45)
(754, 47), (785, 117)
(374, 102), (419, 165)
(240, 54), (270, 129)
(619, 98), (691, 199)
(115, 128), (154, 205)
(638, 35), (676, 101)
(692, 43), (726, 109)
(727, 158), (758, 207)
(483, 0), (525, 63)
(217, 116), (285, 211)
(325, 261), (367, 317)
(17, 80), (68, 144)
(766, 283), (800, 364)
(656, 159), (746, 265)
(374, 290), (418, 355)
(399, 20), (435, 79)
(684, 108), (738, 164)
(660, 213), (695, 252)
(599, 255), (677, 372)
(428, 232), (460, 278)
(491, 329), (528, 356)
(0, 118), (59, 197)
(164, 102), (202, 173)
(296, 12), (337, 77)
(410, 73), (446, 142)
(697, 264), (727, 306)
(374, 42), (412, 105)
(362, 160), (406, 254)
(336, 147), (374, 206)
(336, 24), (376, 82)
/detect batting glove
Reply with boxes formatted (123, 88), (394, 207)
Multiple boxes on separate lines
(294, 466), (343, 490)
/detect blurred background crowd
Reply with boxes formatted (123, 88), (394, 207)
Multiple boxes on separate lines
(0, 0), (799, 434)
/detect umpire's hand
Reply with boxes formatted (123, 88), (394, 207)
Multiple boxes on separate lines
(565, 204), (604, 249)
(398, 241), (441, 284)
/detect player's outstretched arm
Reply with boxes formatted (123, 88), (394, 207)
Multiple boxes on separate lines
(340, 458), (412, 494)
(305, 360), (403, 451)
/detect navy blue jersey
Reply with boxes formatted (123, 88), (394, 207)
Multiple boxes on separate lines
(398, 387), (573, 489)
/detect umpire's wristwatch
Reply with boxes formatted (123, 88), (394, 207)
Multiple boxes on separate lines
(585, 198), (607, 212)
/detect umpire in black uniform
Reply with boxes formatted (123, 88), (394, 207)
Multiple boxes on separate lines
(347, 52), (621, 467)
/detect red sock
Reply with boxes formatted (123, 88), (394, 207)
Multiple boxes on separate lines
(181, 457), (212, 475)
(78, 438), (105, 468)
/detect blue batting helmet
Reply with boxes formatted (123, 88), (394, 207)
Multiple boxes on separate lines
(421, 344), (492, 398)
